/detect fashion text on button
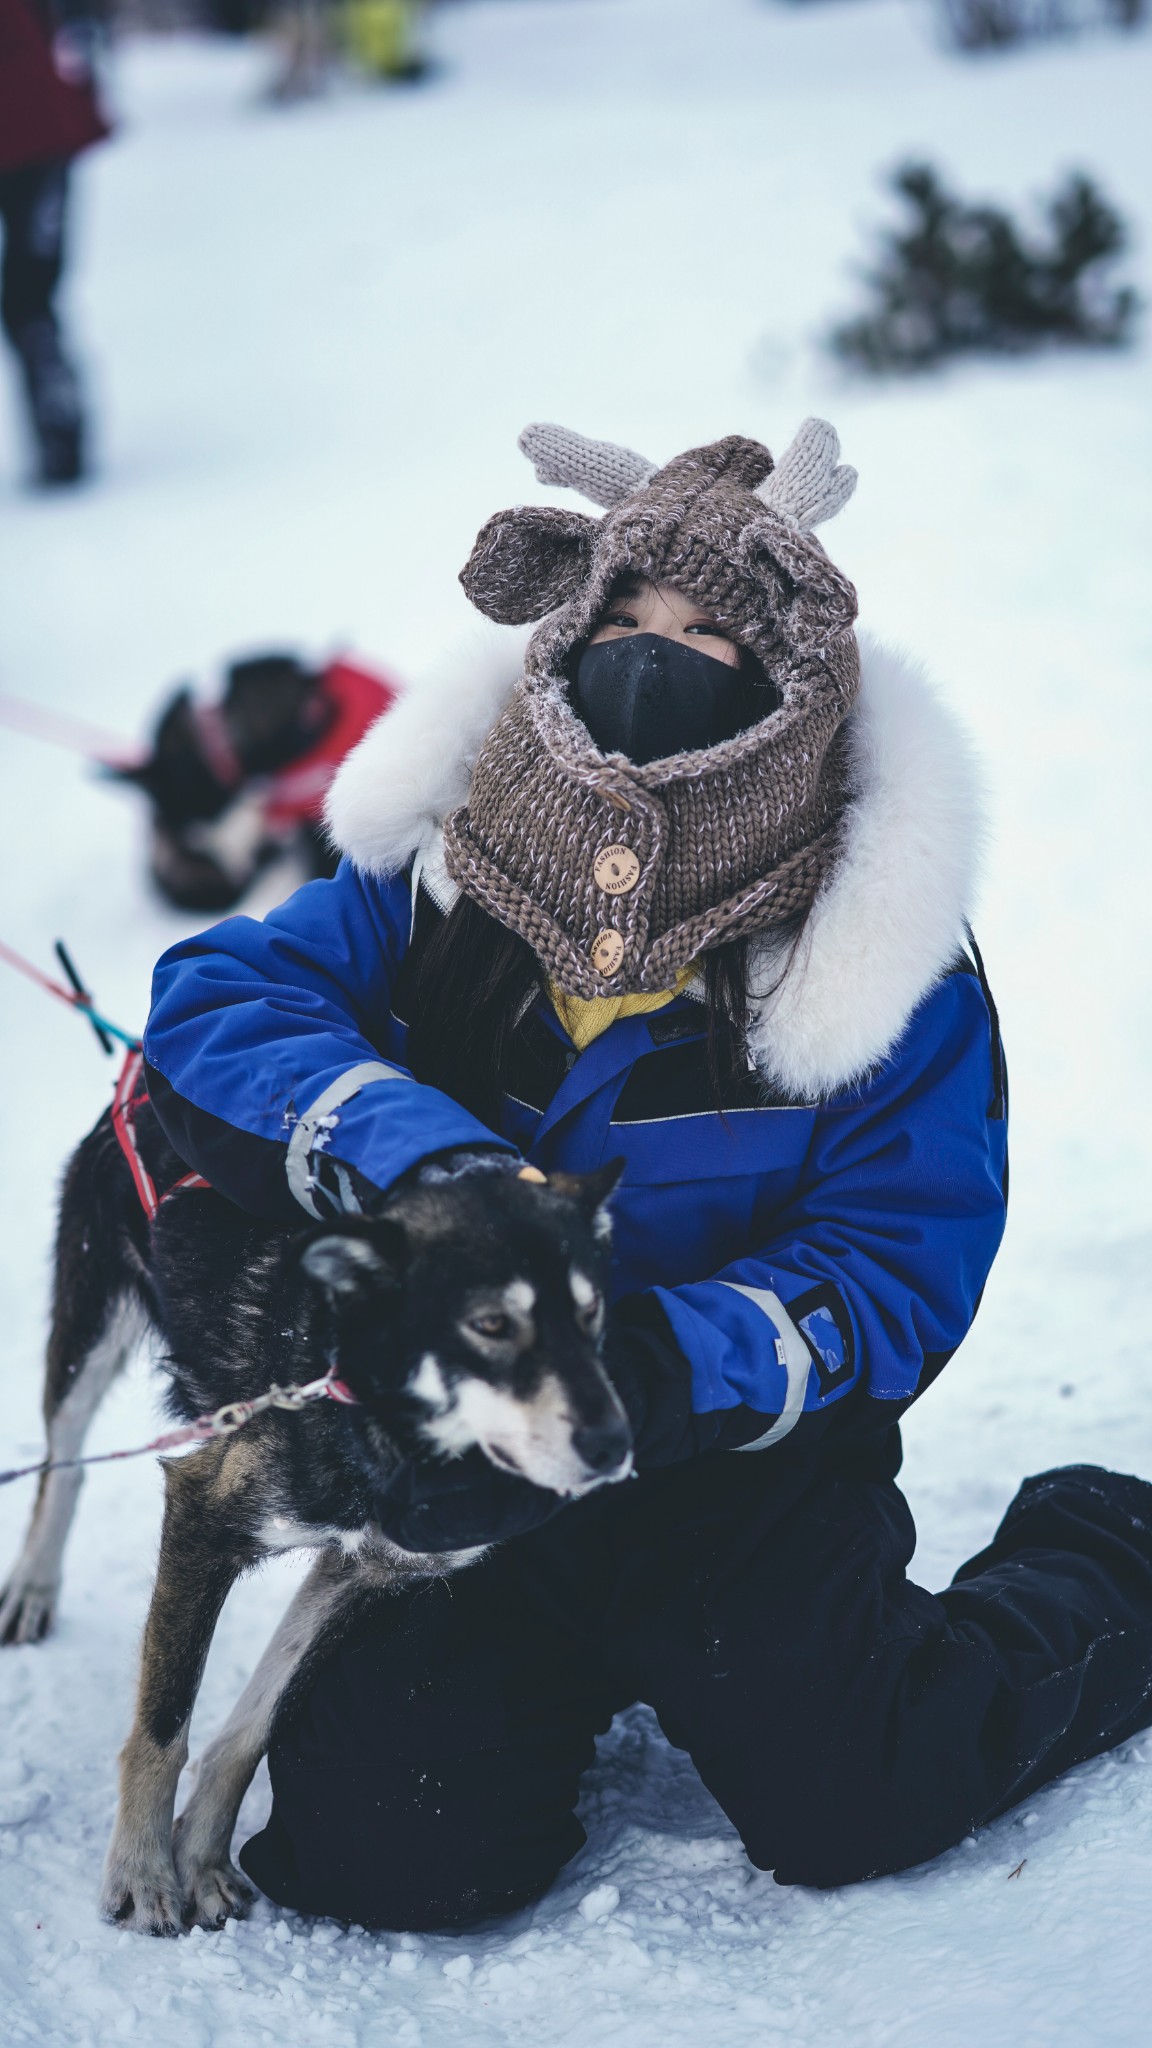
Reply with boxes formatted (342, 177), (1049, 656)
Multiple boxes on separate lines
(593, 845), (641, 895)
(591, 929), (626, 975)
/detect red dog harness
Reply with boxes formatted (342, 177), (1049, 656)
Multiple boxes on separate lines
(109, 1047), (361, 1410)
(264, 657), (399, 834)
(111, 1048), (210, 1219)
(189, 655), (399, 834)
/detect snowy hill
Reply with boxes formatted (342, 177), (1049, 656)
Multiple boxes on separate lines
(1, 1), (1151, 2042)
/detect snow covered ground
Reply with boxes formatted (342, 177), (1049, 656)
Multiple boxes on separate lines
(1, 0), (1151, 2039)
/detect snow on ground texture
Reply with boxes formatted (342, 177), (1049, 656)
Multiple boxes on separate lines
(1, 0), (1151, 2040)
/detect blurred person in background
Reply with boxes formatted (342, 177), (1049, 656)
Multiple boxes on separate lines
(0, 0), (109, 485)
(343, 0), (428, 83)
(265, 0), (331, 100)
(266, 0), (428, 99)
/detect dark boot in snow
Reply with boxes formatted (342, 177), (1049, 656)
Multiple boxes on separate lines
(14, 316), (87, 486)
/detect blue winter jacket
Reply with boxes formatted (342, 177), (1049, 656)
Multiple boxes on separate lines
(143, 858), (1008, 1463)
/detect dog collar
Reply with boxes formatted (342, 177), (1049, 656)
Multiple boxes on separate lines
(192, 701), (245, 791)
(323, 1361), (361, 1407)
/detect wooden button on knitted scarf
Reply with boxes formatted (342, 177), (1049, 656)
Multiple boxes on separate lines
(593, 845), (641, 895)
(591, 929), (625, 975)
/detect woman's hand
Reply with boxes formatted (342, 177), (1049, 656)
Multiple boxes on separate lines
(604, 1299), (781, 1466)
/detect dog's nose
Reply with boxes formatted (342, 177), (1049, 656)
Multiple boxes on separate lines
(572, 1418), (633, 1476)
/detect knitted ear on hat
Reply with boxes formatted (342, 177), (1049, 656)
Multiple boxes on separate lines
(737, 417), (859, 654)
(460, 505), (598, 625)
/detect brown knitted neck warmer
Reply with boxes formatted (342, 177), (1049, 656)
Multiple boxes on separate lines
(445, 421), (861, 998)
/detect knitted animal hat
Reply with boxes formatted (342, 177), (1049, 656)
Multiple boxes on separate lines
(447, 420), (860, 997)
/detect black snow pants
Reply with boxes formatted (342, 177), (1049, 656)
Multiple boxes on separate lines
(0, 159), (85, 481)
(241, 1443), (1152, 1929)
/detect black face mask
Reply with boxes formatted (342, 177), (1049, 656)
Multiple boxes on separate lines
(570, 634), (778, 767)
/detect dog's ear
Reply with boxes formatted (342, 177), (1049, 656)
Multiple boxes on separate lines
(298, 1220), (406, 1301)
(546, 1158), (624, 1218)
(223, 653), (317, 747)
(150, 685), (200, 757)
(106, 687), (198, 799)
(460, 505), (597, 624)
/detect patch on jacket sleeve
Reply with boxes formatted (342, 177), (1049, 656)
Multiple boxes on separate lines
(787, 1283), (856, 1396)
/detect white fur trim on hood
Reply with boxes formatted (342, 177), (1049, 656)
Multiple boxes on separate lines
(746, 635), (986, 1098)
(324, 619), (529, 876)
(327, 630), (986, 1101)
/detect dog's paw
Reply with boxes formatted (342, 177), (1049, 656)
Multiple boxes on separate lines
(179, 1857), (254, 1932)
(0, 1577), (57, 1646)
(100, 1854), (185, 1937)
(172, 1810), (256, 1930)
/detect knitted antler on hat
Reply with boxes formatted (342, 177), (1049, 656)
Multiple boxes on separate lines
(518, 423), (657, 509)
(755, 417), (857, 531)
(519, 416), (855, 530)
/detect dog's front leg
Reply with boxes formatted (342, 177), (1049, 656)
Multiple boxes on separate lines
(100, 1446), (250, 1935)
(173, 1546), (367, 1929)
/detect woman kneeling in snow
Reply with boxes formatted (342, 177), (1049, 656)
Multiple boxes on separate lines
(143, 421), (1152, 1926)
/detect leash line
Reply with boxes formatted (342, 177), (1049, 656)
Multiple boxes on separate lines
(0, 1368), (361, 1490)
(55, 939), (114, 1055)
(0, 937), (140, 1053)
(0, 690), (143, 769)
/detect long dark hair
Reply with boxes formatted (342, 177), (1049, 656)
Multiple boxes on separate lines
(401, 891), (755, 1125)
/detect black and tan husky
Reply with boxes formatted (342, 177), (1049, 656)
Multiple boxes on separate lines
(0, 1095), (630, 1934)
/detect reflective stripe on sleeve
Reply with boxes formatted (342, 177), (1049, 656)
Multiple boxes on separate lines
(285, 1060), (407, 1218)
(720, 1283), (813, 1451)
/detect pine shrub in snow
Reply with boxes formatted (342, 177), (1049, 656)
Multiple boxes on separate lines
(830, 163), (1139, 371)
(940, 0), (1144, 52)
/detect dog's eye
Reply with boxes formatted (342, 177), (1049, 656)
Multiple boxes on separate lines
(468, 1312), (513, 1341)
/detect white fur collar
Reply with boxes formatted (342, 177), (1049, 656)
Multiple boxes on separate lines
(327, 628), (985, 1100)
(326, 619), (530, 878)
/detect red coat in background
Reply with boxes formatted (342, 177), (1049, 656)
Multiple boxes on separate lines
(0, 0), (110, 174)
